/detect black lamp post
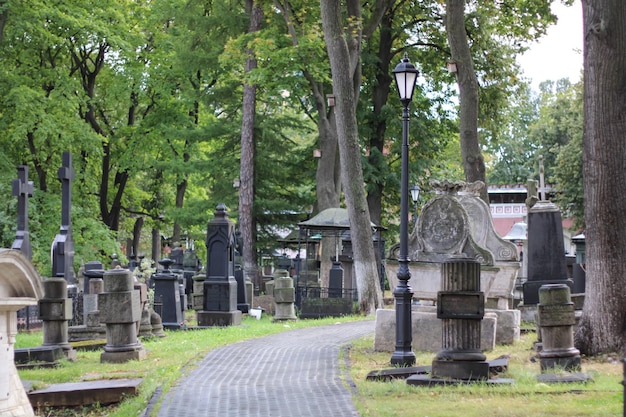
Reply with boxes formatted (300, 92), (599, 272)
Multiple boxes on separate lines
(391, 53), (419, 366)
(410, 184), (421, 230)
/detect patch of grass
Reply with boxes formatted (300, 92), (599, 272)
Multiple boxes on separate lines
(347, 332), (623, 417)
(17, 314), (368, 416)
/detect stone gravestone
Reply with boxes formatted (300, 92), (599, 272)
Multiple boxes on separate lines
(11, 165), (34, 260)
(0, 250), (43, 417)
(536, 284), (592, 383)
(408, 259), (499, 385)
(152, 258), (184, 329)
(39, 278), (77, 360)
(99, 268), (146, 363)
(522, 157), (572, 305)
(197, 204), (242, 327)
(68, 267), (107, 342)
(378, 180), (520, 354)
(51, 151), (77, 292)
(272, 269), (297, 321)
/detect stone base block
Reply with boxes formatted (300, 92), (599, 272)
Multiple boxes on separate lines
(537, 372), (593, 384)
(197, 310), (242, 327)
(274, 303), (297, 321)
(432, 359), (490, 380)
(407, 374), (514, 386)
(374, 309), (496, 353)
(69, 325), (106, 342)
(14, 346), (64, 364)
(101, 348), (147, 364)
(488, 308), (520, 345)
(517, 304), (538, 322)
(540, 355), (581, 372)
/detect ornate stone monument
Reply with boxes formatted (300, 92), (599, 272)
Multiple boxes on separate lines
(197, 204), (242, 327)
(0, 249), (43, 417)
(377, 180), (521, 354)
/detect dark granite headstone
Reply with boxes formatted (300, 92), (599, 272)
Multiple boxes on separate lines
(197, 204), (242, 326)
(152, 258), (183, 329)
(522, 201), (572, 304)
(51, 152), (76, 289)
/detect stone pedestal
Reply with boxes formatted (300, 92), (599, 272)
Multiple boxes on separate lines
(192, 273), (206, 311)
(273, 270), (297, 321)
(431, 260), (489, 380)
(39, 278), (77, 360)
(537, 284), (581, 372)
(197, 277), (242, 326)
(99, 268), (146, 363)
(152, 259), (183, 330)
(407, 260), (500, 386)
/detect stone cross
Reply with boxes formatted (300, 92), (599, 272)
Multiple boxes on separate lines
(51, 152), (76, 286)
(538, 155), (546, 201)
(11, 165), (34, 260)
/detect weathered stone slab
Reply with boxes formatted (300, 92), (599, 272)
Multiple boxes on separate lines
(28, 379), (142, 407)
(374, 308), (496, 353)
(14, 346), (64, 364)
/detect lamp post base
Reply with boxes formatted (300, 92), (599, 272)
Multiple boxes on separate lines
(391, 283), (415, 367)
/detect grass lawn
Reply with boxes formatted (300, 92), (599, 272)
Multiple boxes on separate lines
(16, 316), (624, 417)
(347, 330), (623, 417)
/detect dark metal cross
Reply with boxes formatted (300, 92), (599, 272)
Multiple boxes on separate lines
(52, 152), (76, 286)
(11, 165), (34, 260)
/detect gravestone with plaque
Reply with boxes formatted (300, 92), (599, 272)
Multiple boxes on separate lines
(197, 204), (242, 327)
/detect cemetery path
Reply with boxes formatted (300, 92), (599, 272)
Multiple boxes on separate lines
(152, 319), (375, 417)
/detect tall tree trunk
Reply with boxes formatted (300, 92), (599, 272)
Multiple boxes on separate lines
(320, 0), (383, 314)
(574, 0), (626, 356)
(273, 1), (341, 286)
(367, 10), (395, 227)
(239, 0), (263, 286)
(446, 0), (488, 202)
(172, 176), (187, 244)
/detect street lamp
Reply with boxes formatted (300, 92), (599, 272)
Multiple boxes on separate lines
(391, 53), (419, 367)
(410, 184), (421, 230)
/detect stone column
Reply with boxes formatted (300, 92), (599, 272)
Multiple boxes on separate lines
(537, 284), (580, 371)
(432, 259), (489, 380)
(273, 269), (297, 321)
(99, 268), (146, 363)
(39, 278), (77, 360)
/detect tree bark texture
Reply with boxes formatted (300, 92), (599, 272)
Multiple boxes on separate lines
(320, 0), (383, 314)
(446, 0), (487, 202)
(574, 0), (626, 356)
(366, 10), (395, 227)
(239, 0), (263, 286)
